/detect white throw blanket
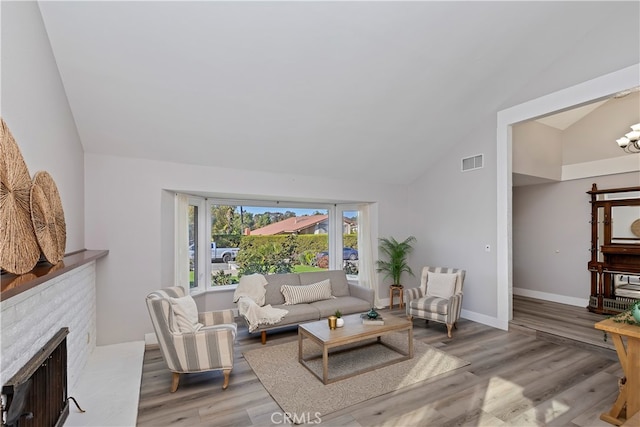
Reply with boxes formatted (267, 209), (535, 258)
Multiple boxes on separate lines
(233, 273), (269, 306)
(233, 274), (288, 332)
(236, 297), (288, 332)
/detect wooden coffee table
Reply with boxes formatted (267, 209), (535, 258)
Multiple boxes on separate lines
(298, 313), (413, 384)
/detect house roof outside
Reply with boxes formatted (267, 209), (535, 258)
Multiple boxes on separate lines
(250, 214), (328, 235)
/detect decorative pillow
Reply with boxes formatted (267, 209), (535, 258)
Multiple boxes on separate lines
(426, 272), (458, 299)
(169, 295), (203, 333)
(281, 279), (334, 305)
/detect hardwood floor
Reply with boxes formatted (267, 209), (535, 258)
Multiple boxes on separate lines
(511, 295), (617, 354)
(137, 302), (622, 426)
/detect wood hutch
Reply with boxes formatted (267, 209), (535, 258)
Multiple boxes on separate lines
(587, 184), (640, 314)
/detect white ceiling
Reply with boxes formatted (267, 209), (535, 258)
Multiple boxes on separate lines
(37, 1), (640, 185)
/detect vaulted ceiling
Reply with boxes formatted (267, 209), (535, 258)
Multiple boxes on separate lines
(37, 1), (640, 185)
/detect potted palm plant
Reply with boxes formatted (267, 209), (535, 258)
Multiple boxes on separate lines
(376, 236), (416, 288)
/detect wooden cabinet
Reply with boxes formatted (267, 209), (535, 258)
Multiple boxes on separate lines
(587, 184), (640, 314)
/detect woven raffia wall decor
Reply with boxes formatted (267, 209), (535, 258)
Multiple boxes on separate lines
(632, 218), (640, 238)
(31, 171), (66, 263)
(0, 118), (41, 274)
(0, 118), (67, 275)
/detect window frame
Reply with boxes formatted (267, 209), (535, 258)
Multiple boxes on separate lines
(189, 196), (210, 294)
(180, 195), (364, 294)
(336, 205), (360, 281)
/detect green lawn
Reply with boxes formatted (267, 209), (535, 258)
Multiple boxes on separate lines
(293, 265), (326, 273)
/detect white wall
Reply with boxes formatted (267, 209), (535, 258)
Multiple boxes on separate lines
(1, 1), (85, 253)
(513, 171), (640, 306)
(408, 117), (499, 325)
(512, 121), (562, 181)
(84, 153), (408, 345)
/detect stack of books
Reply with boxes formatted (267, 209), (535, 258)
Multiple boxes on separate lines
(361, 313), (384, 325)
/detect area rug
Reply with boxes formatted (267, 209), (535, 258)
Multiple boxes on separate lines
(243, 333), (469, 419)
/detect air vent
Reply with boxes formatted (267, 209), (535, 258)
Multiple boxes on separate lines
(461, 154), (483, 172)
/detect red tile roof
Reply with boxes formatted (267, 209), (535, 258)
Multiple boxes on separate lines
(249, 214), (328, 235)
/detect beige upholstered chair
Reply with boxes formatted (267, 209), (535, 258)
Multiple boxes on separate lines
(146, 287), (236, 392)
(404, 266), (466, 338)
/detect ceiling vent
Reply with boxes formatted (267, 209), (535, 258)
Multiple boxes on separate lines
(461, 154), (483, 172)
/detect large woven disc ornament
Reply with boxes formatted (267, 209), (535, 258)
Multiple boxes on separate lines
(30, 173), (59, 263)
(0, 118), (40, 274)
(31, 171), (66, 263)
(631, 218), (640, 238)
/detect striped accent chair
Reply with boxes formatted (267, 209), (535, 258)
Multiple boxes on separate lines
(404, 266), (466, 338)
(146, 287), (236, 392)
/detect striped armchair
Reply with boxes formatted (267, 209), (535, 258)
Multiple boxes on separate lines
(404, 266), (466, 338)
(146, 287), (236, 392)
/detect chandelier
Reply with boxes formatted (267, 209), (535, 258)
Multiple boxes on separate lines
(616, 123), (640, 153)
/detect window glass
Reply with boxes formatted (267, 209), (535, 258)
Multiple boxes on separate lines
(341, 210), (359, 281)
(181, 196), (365, 291)
(188, 204), (198, 288)
(209, 203), (329, 286)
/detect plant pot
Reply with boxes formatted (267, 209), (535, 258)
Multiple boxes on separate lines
(336, 318), (344, 328)
(632, 304), (640, 323)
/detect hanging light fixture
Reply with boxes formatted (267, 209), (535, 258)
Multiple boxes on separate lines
(616, 123), (640, 153)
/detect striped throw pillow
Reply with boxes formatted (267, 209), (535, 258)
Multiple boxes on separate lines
(281, 279), (334, 305)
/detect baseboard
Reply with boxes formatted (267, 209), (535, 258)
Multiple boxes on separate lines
(513, 287), (588, 308)
(461, 309), (508, 331)
(144, 332), (158, 349)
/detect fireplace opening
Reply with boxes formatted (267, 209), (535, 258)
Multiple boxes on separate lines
(2, 328), (69, 427)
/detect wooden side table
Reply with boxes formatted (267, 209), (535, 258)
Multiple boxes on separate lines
(594, 318), (640, 425)
(389, 285), (404, 309)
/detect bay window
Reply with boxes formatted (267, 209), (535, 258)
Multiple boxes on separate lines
(176, 195), (370, 294)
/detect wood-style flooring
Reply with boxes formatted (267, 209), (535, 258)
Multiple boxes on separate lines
(137, 299), (623, 426)
(511, 295), (617, 354)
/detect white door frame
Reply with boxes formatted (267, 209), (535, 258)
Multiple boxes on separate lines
(496, 64), (640, 330)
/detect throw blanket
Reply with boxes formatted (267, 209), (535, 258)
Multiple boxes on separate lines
(233, 273), (288, 332)
(233, 273), (269, 306)
(236, 297), (288, 333)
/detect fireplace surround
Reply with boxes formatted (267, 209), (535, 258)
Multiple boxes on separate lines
(1, 250), (107, 426)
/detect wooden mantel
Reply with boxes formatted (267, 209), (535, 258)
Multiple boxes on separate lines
(0, 249), (108, 301)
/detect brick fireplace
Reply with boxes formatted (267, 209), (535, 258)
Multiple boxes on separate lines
(1, 260), (99, 423)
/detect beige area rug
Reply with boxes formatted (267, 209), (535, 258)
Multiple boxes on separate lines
(243, 333), (469, 419)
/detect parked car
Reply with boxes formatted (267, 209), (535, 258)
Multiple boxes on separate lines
(189, 242), (239, 263)
(316, 247), (358, 261)
(343, 247), (358, 260)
